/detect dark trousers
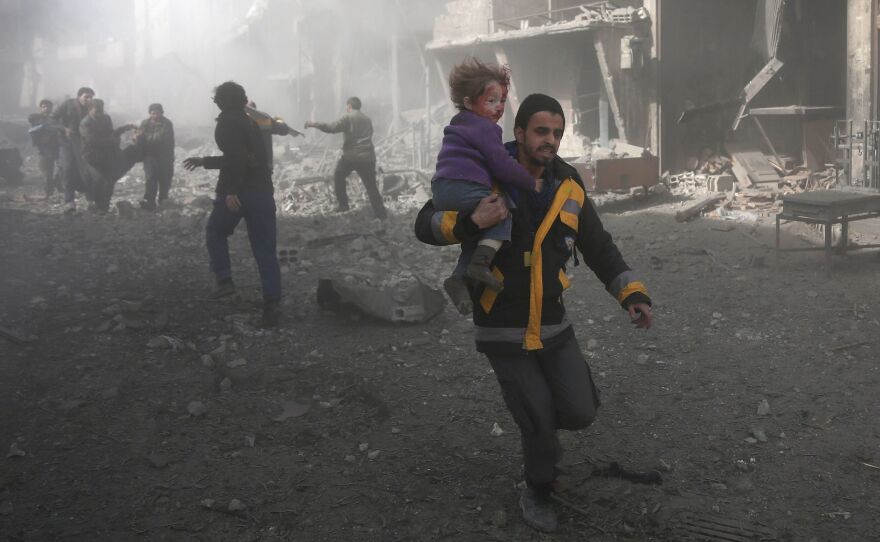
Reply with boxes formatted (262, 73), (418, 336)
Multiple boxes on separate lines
(485, 336), (600, 494)
(333, 154), (386, 218)
(143, 157), (173, 203)
(38, 154), (61, 194)
(205, 192), (281, 301)
(59, 139), (84, 203)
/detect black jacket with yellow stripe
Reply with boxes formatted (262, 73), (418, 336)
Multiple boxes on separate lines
(414, 155), (650, 354)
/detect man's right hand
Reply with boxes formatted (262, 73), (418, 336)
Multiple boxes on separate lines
(470, 194), (509, 229)
(182, 157), (205, 170)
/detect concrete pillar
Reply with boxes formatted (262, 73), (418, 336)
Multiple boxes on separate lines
(390, 28), (401, 131)
(644, 0), (661, 160)
(847, 0), (874, 182)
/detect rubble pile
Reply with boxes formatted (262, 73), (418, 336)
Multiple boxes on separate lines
(572, 4), (650, 25)
(668, 149), (840, 221)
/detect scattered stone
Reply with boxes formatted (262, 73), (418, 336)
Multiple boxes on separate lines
(491, 509), (507, 527)
(750, 428), (768, 443)
(187, 401), (208, 417)
(710, 482), (728, 491)
(146, 335), (184, 350)
(391, 427), (401, 434)
(228, 499), (246, 512)
(637, 353), (650, 364)
(106, 264), (119, 273)
(744, 437), (758, 444)
(657, 458), (672, 472)
(7, 442), (25, 458)
(490, 422), (504, 437)
(272, 400), (310, 422)
(201, 354), (214, 368)
(586, 339), (598, 350)
(359, 442), (369, 452)
(367, 449), (381, 460)
(200, 498), (215, 509)
(219, 377), (232, 393)
(344, 454), (356, 463)
(226, 357), (247, 368)
(806, 290), (818, 298)
(245, 435), (255, 448)
(148, 452), (170, 468)
(756, 399), (771, 416)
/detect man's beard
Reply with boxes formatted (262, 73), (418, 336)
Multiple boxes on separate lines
(526, 144), (556, 166)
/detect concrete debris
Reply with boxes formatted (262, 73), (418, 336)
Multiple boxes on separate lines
(7, 442), (26, 458)
(227, 499), (247, 513)
(316, 272), (446, 323)
(187, 401), (208, 417)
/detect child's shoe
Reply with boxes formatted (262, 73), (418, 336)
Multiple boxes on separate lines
(467, 244), (503, 292)
(443, 276), (472, 315)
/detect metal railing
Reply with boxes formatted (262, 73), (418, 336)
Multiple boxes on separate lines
(488, 1), (617, 34)
(831, 120), (880, 190)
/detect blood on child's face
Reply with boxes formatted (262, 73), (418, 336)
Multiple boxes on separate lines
(469, 81), (508, 122)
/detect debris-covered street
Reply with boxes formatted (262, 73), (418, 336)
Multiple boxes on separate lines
(2, 147), (879, 540)
(2, 0), (880, 540)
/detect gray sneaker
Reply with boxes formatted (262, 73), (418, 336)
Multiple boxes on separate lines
(519, 488), (558, 533)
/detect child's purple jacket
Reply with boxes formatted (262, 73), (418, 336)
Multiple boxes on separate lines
(433, 110), (536, 191)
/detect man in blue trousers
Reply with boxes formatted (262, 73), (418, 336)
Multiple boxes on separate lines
(183, 81), (282, 328)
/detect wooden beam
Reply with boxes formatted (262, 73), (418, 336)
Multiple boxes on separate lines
(594, 35), (627, 142)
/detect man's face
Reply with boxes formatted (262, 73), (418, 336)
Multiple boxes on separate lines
(78, 93), (94, 107)
(40, 103), (52, 115)
(515, 111), (565, 167)
(150, 110), (163, 121)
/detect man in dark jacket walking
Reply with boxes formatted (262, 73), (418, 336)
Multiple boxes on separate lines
(52, 86), (94, 212)
(415, 94), (654, 533)
(137, 103), (175, 210)
(304, 97), (386, 218)
(183, 81), (282, 328)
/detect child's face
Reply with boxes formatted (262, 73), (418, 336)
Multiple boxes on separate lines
(467, 81), (508, 123)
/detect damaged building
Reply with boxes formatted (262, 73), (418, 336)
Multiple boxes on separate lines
(427, 0), (877, 191)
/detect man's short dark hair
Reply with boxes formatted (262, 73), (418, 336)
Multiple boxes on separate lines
(39, 99), (53, 108)
(148, 103), (164, 114)
(346, 97), (362, 110)
(89, 98), (104, 113)
(213, 81), (248, 110)
(77, 87), (95, 98)
(514, 93), (565, 131)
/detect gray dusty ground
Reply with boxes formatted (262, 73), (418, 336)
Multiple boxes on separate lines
(1, 153), (879, 541)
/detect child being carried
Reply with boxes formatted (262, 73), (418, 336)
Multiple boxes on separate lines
(432, 57), (542, 314)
